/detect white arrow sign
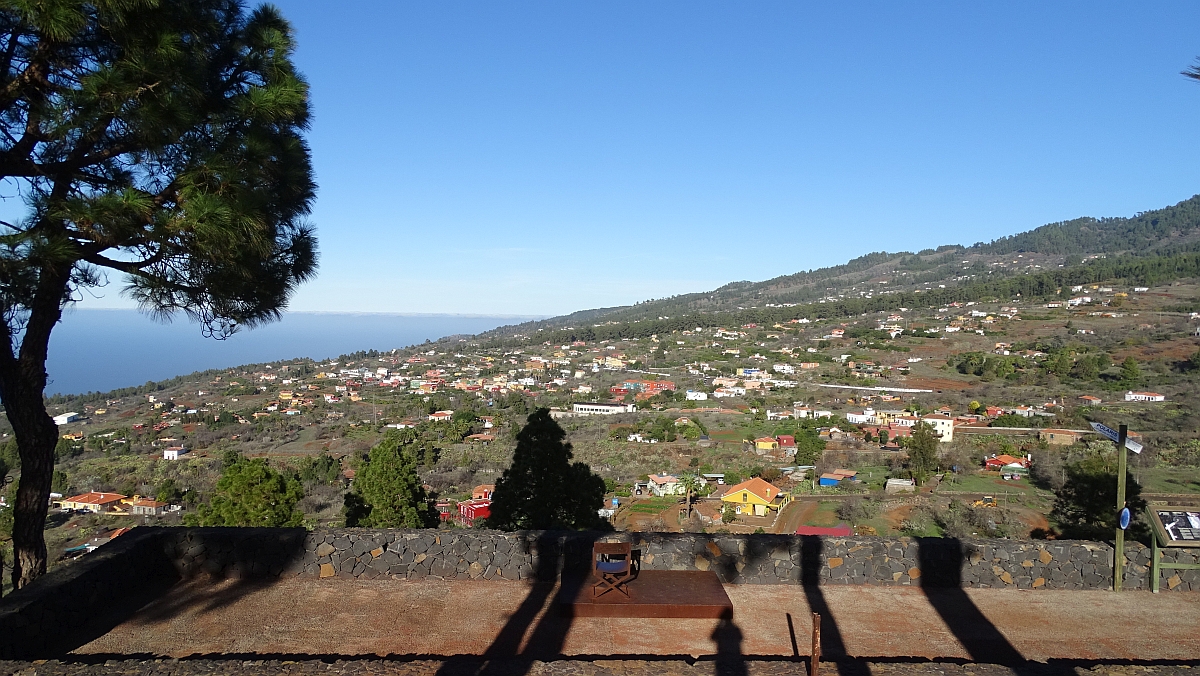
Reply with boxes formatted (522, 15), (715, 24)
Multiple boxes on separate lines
(1089, 422), (1142, 454)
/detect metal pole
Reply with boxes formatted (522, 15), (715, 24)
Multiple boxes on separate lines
(1114, 424), (1127, 592)
(811, 612), (821, 676)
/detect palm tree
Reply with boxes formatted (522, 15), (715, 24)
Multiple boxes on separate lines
(678, 474), (703, 518)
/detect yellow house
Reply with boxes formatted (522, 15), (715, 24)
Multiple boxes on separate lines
(754, 437), (779, 451)
(721, 477), (791, 517)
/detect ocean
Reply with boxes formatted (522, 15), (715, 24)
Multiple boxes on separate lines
(45, 308), (539, 396)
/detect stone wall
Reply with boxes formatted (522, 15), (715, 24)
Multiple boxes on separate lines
(154, 527), (1200, 592)
(4, 528), (1195, 662)
(0, 528), (177, 658)
(2, 527), (1197, 659)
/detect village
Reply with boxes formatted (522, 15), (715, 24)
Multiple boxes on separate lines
(6, 276), (1197, 575)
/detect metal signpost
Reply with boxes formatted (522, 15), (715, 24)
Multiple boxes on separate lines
(1090, 422), (1138, 591)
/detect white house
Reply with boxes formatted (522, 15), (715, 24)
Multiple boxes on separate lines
(772, 363), (795, 375)
(163, 446), (189, 460)
(647, 474), (684, 496)
(685, 390), (709, 401)
(1125, 391), (1166, 402)
(766, 409), (793, 421)
(845, 409), (877, 425)
(920, 414), (955, 443)
(53, 412), (80, 426)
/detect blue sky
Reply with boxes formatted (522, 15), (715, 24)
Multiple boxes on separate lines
(80, 3), (1200, 314)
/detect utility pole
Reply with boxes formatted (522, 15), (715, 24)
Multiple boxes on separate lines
(1114, 423), (1128, 592)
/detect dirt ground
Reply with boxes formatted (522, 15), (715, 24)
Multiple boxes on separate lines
(73, 576), (1200, 663)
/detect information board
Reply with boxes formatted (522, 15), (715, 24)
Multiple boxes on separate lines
(1155, 510), (1200, 542)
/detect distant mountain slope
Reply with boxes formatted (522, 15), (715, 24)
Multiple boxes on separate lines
(481, 193), (1200, 336)
(973, 194), (1200, 256)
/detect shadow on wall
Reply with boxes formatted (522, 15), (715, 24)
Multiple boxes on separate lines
(915, 537), (1025, 668)
(434, 532), (754, 676)
(0, 527), (307, 660)
(799, 536), (852, 674)
(431, 532), (590, 676)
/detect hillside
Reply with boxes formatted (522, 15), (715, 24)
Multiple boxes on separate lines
(483, 194), (1200, 339)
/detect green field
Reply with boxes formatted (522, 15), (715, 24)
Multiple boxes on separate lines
(1135, 466), (1200, 494)
(937, 472), (1039, 498)
(844, 465), (890, 490)
(803, 500), (843, 527)
(625, 497), (682, 514)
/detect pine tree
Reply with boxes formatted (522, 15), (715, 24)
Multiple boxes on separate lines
(488, 408), (608, 531)
(1121, 356), (1141, 383)
(0, 1), (317, 588)
(345, 431), (437, 528)
(188, 457), (305, 528)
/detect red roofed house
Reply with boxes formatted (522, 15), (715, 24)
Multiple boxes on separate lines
(60, 492), (127, 513)
(984, 454), (1030, 470)
(648, 474), (684, 496)
(472, 484), (495, 500)
(776, 435), (796, 451)
(428, 410), (454, 422)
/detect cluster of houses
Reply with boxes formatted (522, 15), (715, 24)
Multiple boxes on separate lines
(56, 491), (177, 517)
(632, 473), (795, 519)
(841, 408), (956, 443)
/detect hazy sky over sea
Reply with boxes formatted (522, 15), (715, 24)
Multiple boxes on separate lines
(29, 2), (1200, 315)
(47, 310), (540, 395)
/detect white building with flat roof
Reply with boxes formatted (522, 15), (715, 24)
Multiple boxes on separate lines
(572, 402), (636, 415)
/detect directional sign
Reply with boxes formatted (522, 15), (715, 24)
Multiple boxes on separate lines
(1089, 422), (1143, 454)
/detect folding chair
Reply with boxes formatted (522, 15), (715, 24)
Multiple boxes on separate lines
(591, 542), (637, 598)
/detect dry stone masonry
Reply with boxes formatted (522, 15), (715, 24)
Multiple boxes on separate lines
(1, 526), (1197, 660)
(158, 527), (1198, 591)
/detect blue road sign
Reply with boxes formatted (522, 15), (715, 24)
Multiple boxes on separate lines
(1119, 507), (1131, 530)
(1089, 422), (1143, 454)
(612, 497), (619, 507)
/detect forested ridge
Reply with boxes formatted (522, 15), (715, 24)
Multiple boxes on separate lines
(480, 194), (1200, 339)
(469, 251), (1200, 348)
(973, 194), (1200, 255)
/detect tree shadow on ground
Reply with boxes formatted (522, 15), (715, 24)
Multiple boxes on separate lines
(432, 532), (594, 676)
(915, 537), (1025, 668)
(0, 528), (307, 659)
(435, 532), (755, 676)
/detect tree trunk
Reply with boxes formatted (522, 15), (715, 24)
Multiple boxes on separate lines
(0, 264), (70, 590)
(5, 389), (56, 588)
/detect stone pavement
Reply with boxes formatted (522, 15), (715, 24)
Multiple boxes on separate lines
(72, 577), (1200, 664)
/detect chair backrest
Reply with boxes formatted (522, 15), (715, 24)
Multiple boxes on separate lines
(594, 542), (631, 557)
